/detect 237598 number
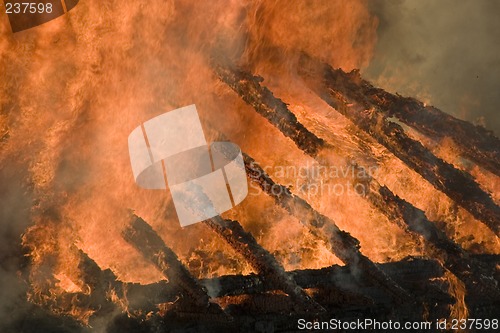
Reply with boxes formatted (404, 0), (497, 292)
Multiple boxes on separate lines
(5, 2), (53, 14)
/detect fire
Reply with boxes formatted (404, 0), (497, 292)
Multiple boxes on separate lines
(0, 0), (497, 328)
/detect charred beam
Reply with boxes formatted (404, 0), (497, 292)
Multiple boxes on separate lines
(78, 249), (123, 305)
(77, 248), (500, 316)
(243, 154), (411, 304)
(298, 57), (500, 236)
(204, 216), (325, 313)
(370, 183), (463, 257)
(212, 61), (465, 303)
(39, 249), (122, 324)
(122, 215), (211, 309)
(115, 257), (450, 306)
(109, 257), (456, 332)
(213, 60), (500, 315)
(211, 61), (477, 247)
(209, 257), (447, 299)
(370, 183), (500, 304)
(212, 62), (500, 305)
(76, 248), (500, 321)
(311, 62), (500, 176)
(78, 250), (183, 314)
(121, 257), (455, 321)
(212, 60), (327, 157)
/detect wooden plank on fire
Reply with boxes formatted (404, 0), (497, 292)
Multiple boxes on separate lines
(124, 256), (455, 320)
(76, 248), (450, 302)
(210, 61), (469, 250)
(96, 257), (458, 332)
(370, 184), (500, 306)
(204, 216), (325, 313)
(297, 56), (500, 237)
(301, 58), (500, 176)
(122, 215), (212, 309)
(212, 61), (327, 157)
(206, 256), (448, 298)
(243, 154), (412, 305)
(76, 246), (499, 322)
(212, 60), (499, 314)
(211, 61), (470, 300)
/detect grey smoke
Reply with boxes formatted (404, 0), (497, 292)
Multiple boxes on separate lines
(364, 0), (500, 135)
(0, 165), (33, 332)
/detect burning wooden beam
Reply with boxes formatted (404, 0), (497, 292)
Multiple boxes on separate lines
(212, 61), (485, 270)
(104, 256), (453, 311)
(77, 245), (500, 319)
(242, 154), (499, 314)
(310, 62), (500, 176)
(90, 256), (458, 332)
(243, 154), (412, 304)
(212, 61), (499, 308)
(297, 57), (500, 237)
(207, 257), (448, 299)
(78, 249), (123, 305)
(74, 237), (500, 323)
(122, 215), (212, 309)
(214, 59), (486, 304)
(77, 247), (451, 300)
(371, 184), (500, 306)
(204, 216), (325, 313)
(212, 61), (327, 157)
(36, 249), (122, 324)
(213, 59), (499, 237)
(78, 250), (190, 314)
(210, 62), (447, 246)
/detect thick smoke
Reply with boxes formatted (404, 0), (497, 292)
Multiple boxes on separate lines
(364, 0), (500, 135)
(0, 167), (31, 332)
